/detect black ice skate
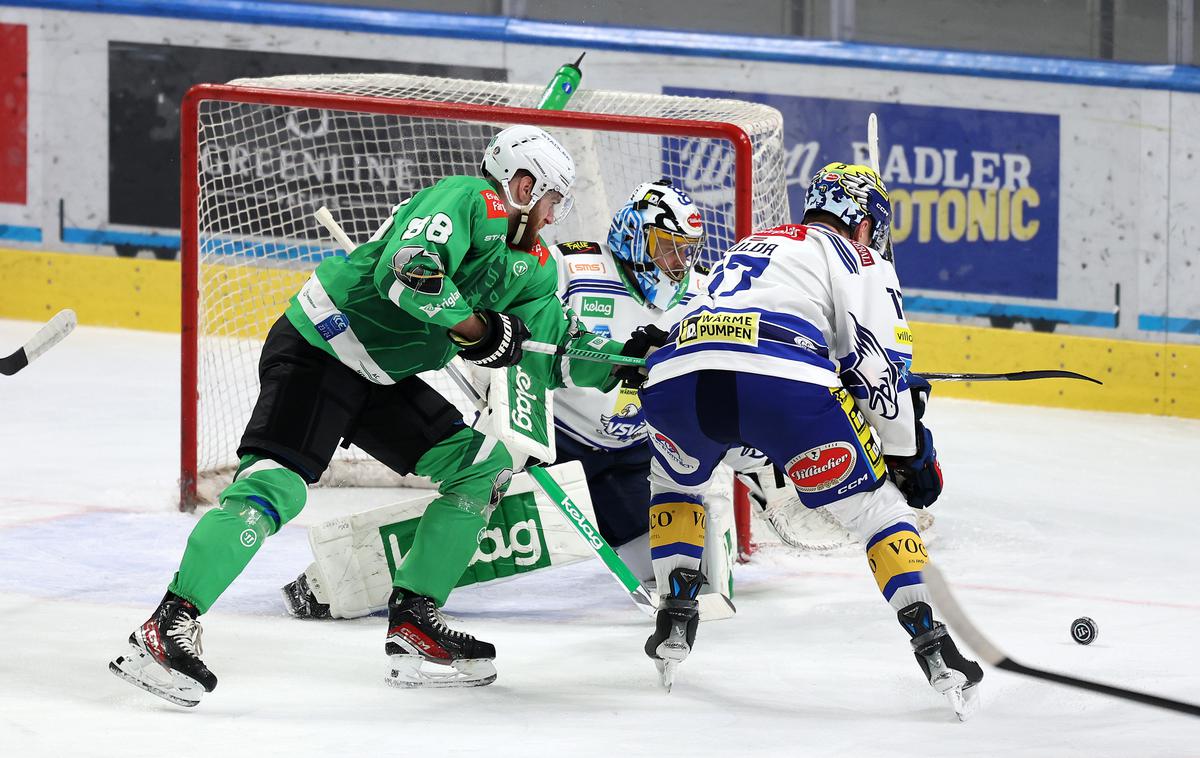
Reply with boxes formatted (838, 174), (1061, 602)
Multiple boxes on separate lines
(109, 592), (217, 707)
(384, 588), (496, 688)
(281, 571), (331, 619)
(899, 601), (984, 721)
(645, 568), (705, 692)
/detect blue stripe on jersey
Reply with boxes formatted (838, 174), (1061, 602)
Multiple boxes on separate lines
(649, 338), (838, 374)
(565, 285), (635, 299)
(809, 226), (859, 274)
(566, 277), (633, 293)
(866, 521), (918, 550)
(882, 571), (925, 601)
(650, 541), (705, 560)
(565, 279), (632, 293)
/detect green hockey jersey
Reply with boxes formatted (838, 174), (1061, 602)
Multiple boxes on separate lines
(285, 175), (619, 391)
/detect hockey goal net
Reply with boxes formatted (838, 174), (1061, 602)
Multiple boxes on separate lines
(180, 73), (790, 551)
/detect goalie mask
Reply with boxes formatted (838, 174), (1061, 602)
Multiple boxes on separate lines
(606, 179), (705, 310)
(480, 125), (576, 248)
(804, 162), (891, 252)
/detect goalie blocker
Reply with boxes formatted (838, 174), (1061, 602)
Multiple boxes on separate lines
(284, 461), (736, 620)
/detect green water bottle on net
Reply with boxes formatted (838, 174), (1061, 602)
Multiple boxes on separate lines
(538, 52), (585, 111)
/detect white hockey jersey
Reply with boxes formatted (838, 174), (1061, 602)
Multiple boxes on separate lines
(552, 239), (705, 450)
(644, 223), (919, 457)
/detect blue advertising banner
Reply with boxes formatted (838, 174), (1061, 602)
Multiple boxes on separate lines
(667, 89), (1060, 299)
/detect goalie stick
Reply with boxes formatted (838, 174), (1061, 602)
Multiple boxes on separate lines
(1, 309), (77, 376)
(923, 563), (1200, 718)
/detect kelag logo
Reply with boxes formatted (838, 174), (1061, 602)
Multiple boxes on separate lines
(665, 89), (1060, 300)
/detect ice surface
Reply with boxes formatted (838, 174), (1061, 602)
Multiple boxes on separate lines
(1, 319), (1197, 756)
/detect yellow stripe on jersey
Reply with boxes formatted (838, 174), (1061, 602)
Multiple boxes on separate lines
(831, 387), (887, 480)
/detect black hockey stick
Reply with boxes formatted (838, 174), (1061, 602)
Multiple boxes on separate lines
(0, 309), (77, 376)
(923, 563), (1200, 717)
(920, 369), (1102, 385)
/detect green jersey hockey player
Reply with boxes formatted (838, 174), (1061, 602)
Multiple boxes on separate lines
(110, 125), (645, 704)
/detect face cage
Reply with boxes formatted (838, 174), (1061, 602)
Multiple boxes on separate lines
(646, 227), (703, 282)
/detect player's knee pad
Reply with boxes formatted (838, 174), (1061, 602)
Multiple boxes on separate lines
(649, 493), (706, 584)
(823, 479), (912, 544)
(219, 454), (309, 532)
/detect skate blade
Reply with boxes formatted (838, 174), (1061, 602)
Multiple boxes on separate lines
(385, 655), (497, 689)
(109, 645), (204, 708)
(946, 682), (982, 722)
(656, 659), (678, 693)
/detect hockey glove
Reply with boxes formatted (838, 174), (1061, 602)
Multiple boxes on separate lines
(450, 309), (531, 369)
(886, 422), (943, 509)
(614, 324), (670, 388)
(908, 373), (932, 420)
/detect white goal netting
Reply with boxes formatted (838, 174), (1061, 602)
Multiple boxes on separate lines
(183, 73), (790, 507)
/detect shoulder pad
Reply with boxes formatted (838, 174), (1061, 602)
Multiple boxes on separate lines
(557, 240), (602, 255)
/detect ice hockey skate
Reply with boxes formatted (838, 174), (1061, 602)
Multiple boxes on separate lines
(898, 601), (983, 721)
(645, 568), (705, 692)
(281, 571), (331, 620)
(108, 593), (218, 708)
(384, 588), (497, 688)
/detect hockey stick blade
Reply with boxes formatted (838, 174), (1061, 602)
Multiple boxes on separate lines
(923, 563), (1200, 718)
(920, 369), (1102, 385)
(1, 309), (77, 376)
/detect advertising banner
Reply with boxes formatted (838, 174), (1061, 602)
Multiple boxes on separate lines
(0, 23), (27, 205)
(107, 41), (505, 240)
(669, 89), (1060, 300)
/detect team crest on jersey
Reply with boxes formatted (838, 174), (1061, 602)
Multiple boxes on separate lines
(841, 312), (908, 420)
(600, 402), (646, 442)
(677, 312), (759, 347)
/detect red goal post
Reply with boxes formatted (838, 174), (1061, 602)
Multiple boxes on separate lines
(179, 75), (790, 557)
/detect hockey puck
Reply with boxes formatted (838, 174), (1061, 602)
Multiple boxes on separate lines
(1070, 616), (1098, 645)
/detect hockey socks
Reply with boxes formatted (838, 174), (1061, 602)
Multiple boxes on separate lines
(649, 494), (706, 587)
(390, 495), (488, 605)
(169, 456), (307, 613)
(393, 426), (514, 606)
(864, 521), (933, 610)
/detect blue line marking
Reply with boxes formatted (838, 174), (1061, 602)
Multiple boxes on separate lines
(0, 225), (43, 243)
(1138, 314), (1200, 335)
(9, 0), (1200, 92)
(906, 295), (1118, 328)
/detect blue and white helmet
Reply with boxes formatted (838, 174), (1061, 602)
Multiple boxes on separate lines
(606, 179), (705, 310)
(804, 162), (891, 251)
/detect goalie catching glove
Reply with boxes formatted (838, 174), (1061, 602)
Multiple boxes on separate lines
(887, 374), (942, 509)
(450, 309), (530, 368)
(614, 324), (670, 388)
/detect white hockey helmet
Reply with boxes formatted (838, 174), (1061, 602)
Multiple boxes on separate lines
(480, 125), (576, 242)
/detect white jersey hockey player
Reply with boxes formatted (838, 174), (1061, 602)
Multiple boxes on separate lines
(550, 180), (737, 596)
(636, 162), (983, 717)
